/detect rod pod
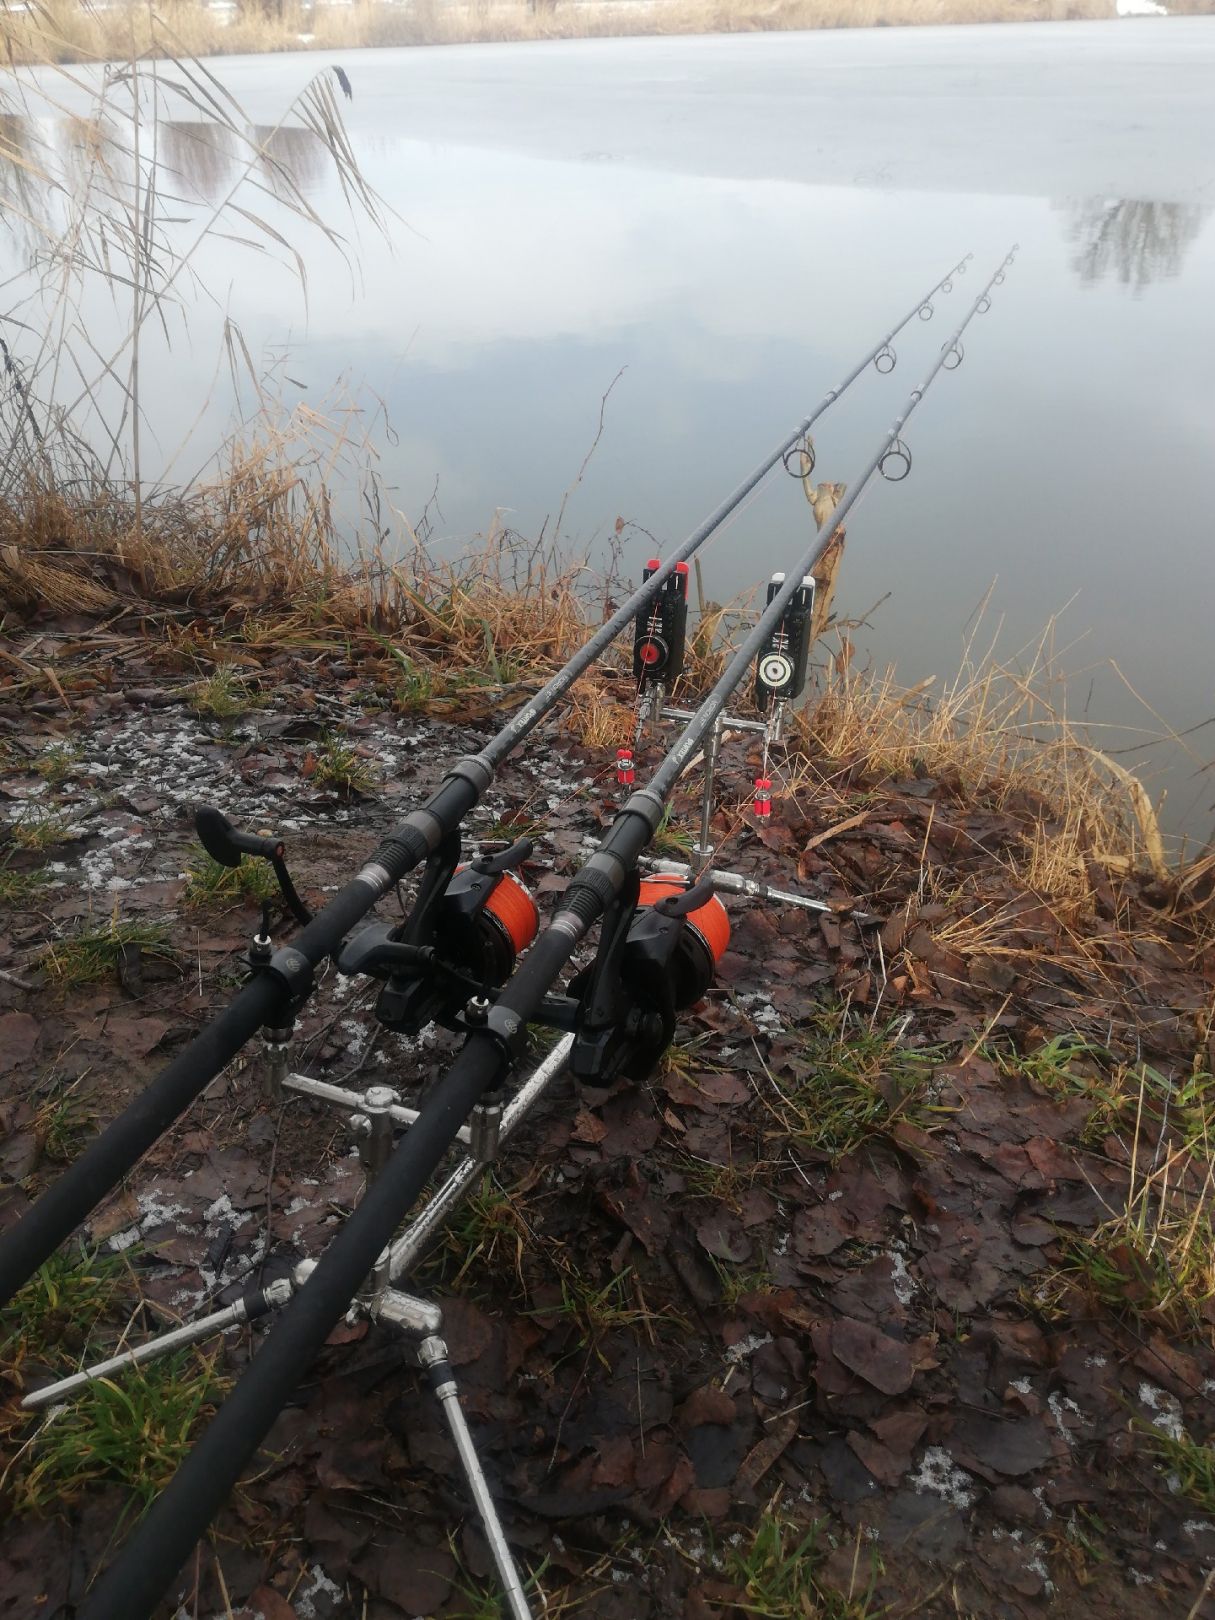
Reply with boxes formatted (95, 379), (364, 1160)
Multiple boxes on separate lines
(0, 254), (975, 1312)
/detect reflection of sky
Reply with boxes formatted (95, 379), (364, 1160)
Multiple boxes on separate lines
(3, 25), (1215, 837)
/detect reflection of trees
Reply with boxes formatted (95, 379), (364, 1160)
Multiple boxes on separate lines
(1062, 198), (1210, 290)
(0, 116), (54, 252)
(159, 120), (240, 203)
(249, 123), (329, 198)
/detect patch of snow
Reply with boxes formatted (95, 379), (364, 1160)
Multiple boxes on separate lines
(908, 1446), (977, 1509)
(724, 1332), (773, 1365)
(1049, 1391), (1083, 1443)
(888, 1244), (916, 1305)
(294, 1564), (343, 1620)
(1138, 1381), (1185, 1442)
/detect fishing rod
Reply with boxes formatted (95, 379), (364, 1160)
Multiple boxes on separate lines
(0, 252), (973, 1310)
(75, 246), (1015, 1620)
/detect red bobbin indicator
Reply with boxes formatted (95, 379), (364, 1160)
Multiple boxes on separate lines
(753, 777), (773, 819)
(635, 876), (731, 967)
(674, 561), (690, 592)
(616, 747), (635, 786)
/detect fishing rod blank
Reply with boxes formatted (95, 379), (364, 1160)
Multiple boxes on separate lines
(0, 253), (972, 1311)
(78, 248), (1013, 1620)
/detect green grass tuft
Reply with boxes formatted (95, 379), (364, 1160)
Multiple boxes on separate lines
(0, 1247), (131, 1376)
(5, 1350), (227, 1517)
(183, 851), (278, 911)
(1145, 1431), (1215, 1515)
(33, 744), (80, 786)
(40, 917), (176, 986)
(10, 809), (74, 852)
(772, 1007), (947, 1163)
(310, 733), (378, 797)
(0, 858), (49, 906)
(725, 1508), (882, 1619)
(189, 668), (258, 719)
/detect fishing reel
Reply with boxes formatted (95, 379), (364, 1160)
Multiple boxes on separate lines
(565, 872), (730, 1083)
(338, 832), (539, 1035)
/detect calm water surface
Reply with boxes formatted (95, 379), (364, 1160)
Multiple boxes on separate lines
(4, 22), (1214, 836)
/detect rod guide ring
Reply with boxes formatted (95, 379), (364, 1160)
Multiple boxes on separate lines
(918, 302), (934, 321)
(879, 439), (912, 482)
(874, 343), (897, 374)
(942, 340), (965, 370)
(781, 439), (815, 479)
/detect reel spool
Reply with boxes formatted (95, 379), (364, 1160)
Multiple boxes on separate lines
(440, 865), (539, 987)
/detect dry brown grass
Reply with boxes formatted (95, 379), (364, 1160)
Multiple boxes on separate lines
(4, 0), (1196, 69)
(786, 617), (1181, 899)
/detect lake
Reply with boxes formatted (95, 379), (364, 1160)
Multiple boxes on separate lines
(3, 20), (1213, 838)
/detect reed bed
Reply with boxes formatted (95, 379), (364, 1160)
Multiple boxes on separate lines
(5, 0), (1204, 69)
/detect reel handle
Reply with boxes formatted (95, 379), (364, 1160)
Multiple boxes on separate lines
(193, 806), (313, 927)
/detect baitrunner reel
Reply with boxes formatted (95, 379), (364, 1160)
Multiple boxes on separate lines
(565, 872), (730, 1083)
(338, 833), (539, 1035)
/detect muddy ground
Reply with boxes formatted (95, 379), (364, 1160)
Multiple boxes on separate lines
(1, 618), (1214, 1620)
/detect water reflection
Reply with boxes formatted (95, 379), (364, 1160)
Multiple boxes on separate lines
(159, 120), (242, 204)
(248, 122), (331, 199)
(1061, 198), (1211, 290)
(0, 114), (335, 228)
